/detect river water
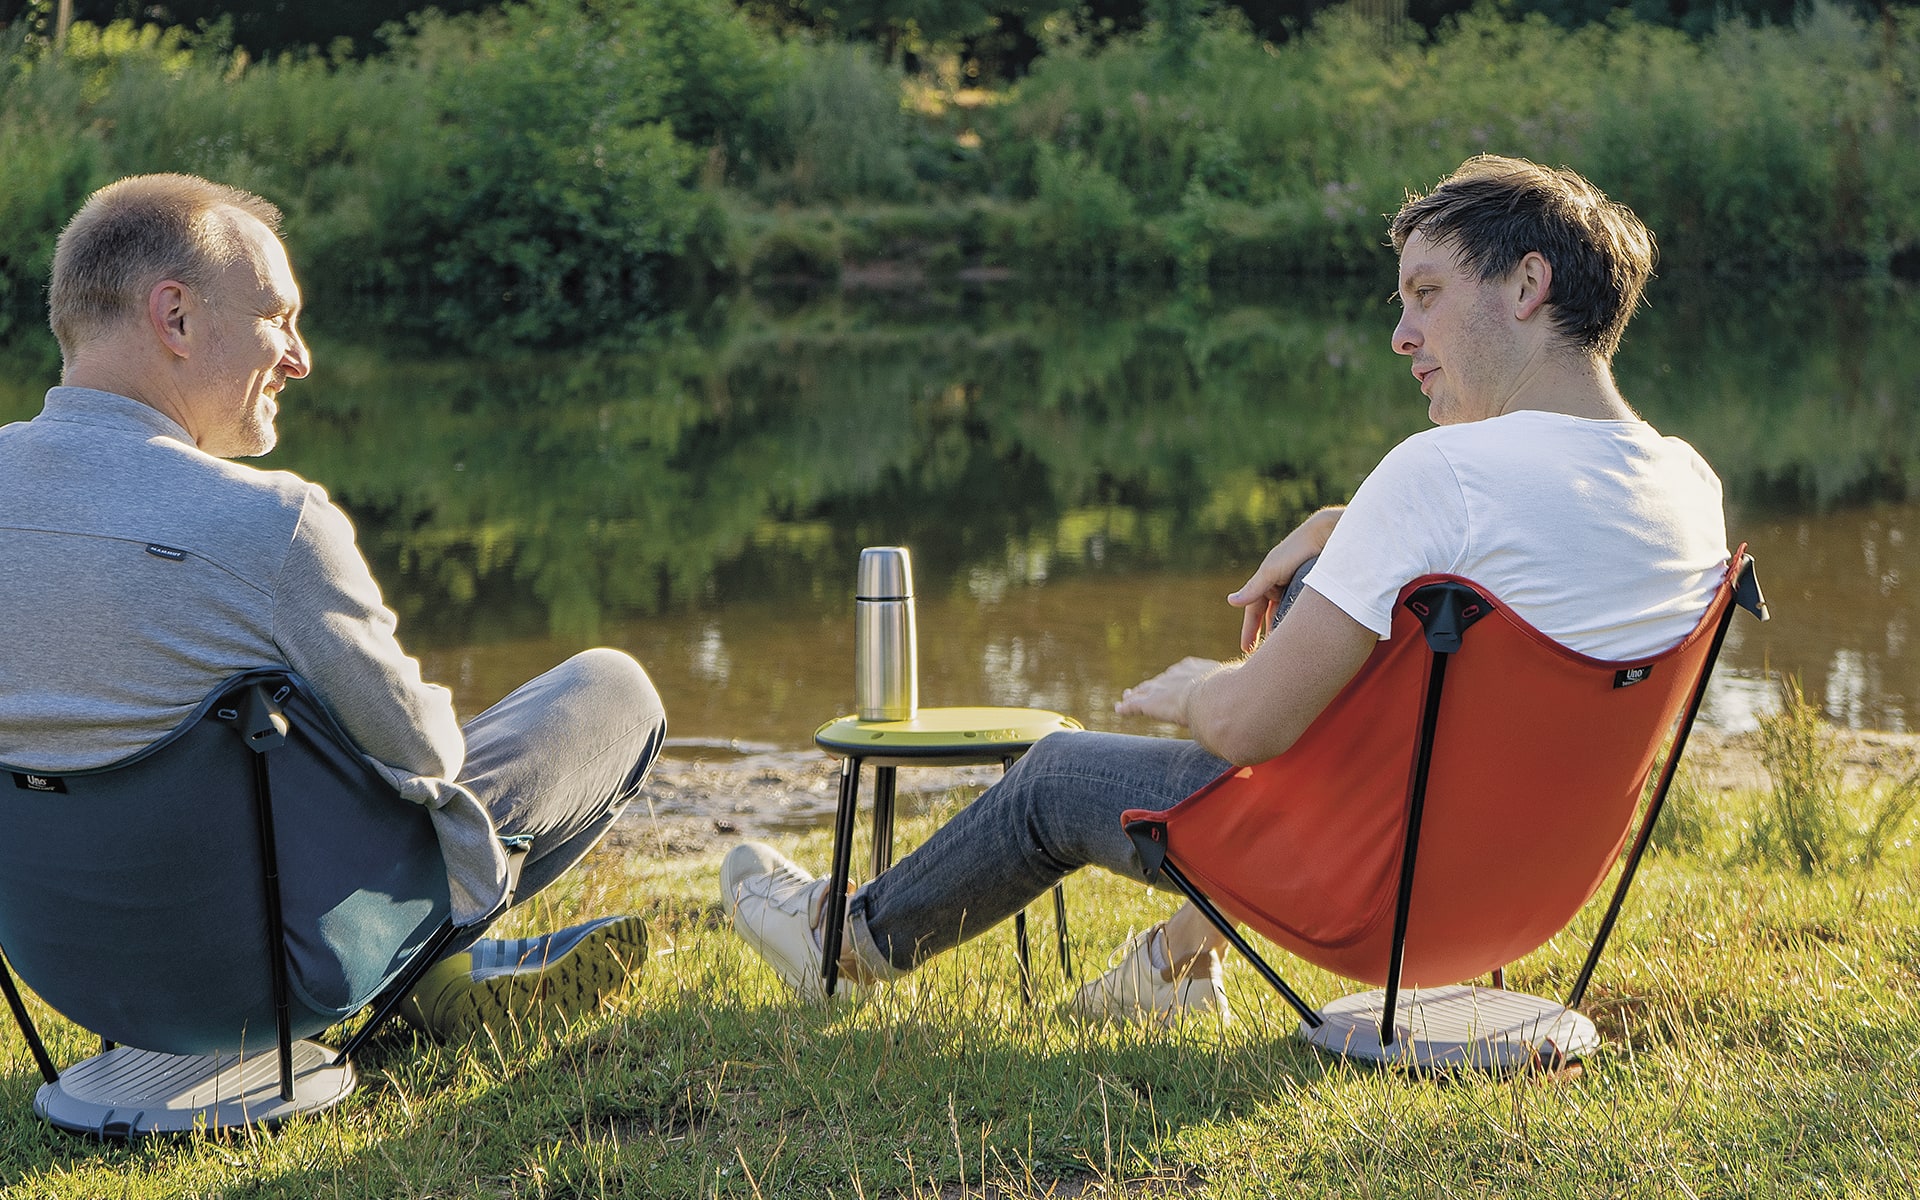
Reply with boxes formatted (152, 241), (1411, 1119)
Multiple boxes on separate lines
(3, 276), (1913, 775)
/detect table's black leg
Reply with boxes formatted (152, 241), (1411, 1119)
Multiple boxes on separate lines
(994, 753), (1052, 1002)
(810, 728), (1074, 1006)
(871, 765), (898, 875)
(1015, 911), (1033, 1004)
(820, 756), (862, 998)
(1052, 884), (1073, 980)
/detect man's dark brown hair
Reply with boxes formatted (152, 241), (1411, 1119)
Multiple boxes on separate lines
(1390, 155), (1657, 361)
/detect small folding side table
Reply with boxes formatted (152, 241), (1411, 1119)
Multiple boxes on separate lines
(812, 706), (1083, 1000)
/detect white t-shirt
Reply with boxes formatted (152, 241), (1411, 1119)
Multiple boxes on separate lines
(1306, 410), (1727, 660)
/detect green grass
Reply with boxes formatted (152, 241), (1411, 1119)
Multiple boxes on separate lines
(3, 785), (1917, 1198)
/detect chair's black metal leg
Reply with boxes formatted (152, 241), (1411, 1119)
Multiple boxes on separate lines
(1567, 592), (1742, 1012)
(1160, 860), (1322, 1027)
(1490, 967), (1506, 990)
(0, 946), (59, 1084)
(1380, 649), (1452, 1049)
(249, 751), (297, 1103)
(334, 918), (464, 1065)
(820, 757), (863, 999)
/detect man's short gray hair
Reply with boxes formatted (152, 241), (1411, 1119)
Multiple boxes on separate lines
(48, 174), (283, 360)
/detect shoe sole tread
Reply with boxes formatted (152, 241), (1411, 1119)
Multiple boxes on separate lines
(420, 917), (647, 1041)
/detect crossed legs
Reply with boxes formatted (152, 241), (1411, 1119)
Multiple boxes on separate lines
(459, 647), (668, 907)
(401, 648), (667, 1040)
(723, 728), (1235, 1019)
(842, 730), (1230, 980)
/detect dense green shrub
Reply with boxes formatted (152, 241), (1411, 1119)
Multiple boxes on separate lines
(378, 0), (713, 342)
(987, 1), (1920, 273)
(43, 22), (444, 284)
(744, 216), (845, 279)
(0, 1), (765, 342)
(3, 0), (1919, 338)
(1572, 7), (1911, 269)
(1022, 143), (1148, 270)
(603, 0), (785, 168)
(0, 40), (103, 337)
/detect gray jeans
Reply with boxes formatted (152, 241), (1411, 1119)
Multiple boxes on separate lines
(844, 559), (1316, 978)
(454, 648), (667, 941)
(845, 731), (1231, 978)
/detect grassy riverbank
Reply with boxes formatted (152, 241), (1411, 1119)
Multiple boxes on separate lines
(3, 722), (1916, 1198)
(5, 0), (1920, 343)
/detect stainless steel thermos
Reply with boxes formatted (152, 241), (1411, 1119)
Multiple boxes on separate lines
(855, 546), (918, 721)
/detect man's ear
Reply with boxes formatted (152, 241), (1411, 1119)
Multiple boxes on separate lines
(1514, 251), (1552, 322)
(149, 280), (193, 358)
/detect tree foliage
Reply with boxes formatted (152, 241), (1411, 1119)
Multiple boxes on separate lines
(0, 0), (788, 341)
(0, 0), (497, 55)
(4, 0), (1919, 341)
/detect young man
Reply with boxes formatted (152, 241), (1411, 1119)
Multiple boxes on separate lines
(0, 174), (666, 1040)
(723, 155), (1728, 1021)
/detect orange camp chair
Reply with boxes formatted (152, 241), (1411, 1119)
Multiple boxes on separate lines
(1122, 549), (1766, 1071)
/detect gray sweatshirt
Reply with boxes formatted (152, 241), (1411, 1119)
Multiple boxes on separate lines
(0, 388), (507, 923)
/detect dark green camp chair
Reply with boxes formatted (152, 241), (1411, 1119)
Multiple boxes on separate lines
(0, 670), (505, 1136)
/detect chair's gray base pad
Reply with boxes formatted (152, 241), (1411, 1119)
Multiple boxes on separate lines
(1297, 983), (1599, 1072)
(35, 1041), (356, 1136)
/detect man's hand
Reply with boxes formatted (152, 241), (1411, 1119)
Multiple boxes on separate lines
(1122, 589), (1378, 765)
(1116, 505), (1375, 765)
(1115, 656), (1225, 726)
(1229, 506), (1345, 652)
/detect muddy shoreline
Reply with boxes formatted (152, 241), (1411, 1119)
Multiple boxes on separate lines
(608, 726), (1920, 863)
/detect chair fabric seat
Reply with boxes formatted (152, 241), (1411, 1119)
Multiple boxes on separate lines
(0, 671), (451, 1055)
(1122, 564), (1739, 989)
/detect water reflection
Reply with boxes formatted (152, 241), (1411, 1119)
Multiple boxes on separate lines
(1714, 504), (1915, 732)
(1, 277), (1914, 745)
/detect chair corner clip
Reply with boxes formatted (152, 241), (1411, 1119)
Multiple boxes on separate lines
(1404, 582), (1490, 654)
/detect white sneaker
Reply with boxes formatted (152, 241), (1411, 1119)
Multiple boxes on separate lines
(1069, 926), (1230, 1026)
(720, 842), (858, 1001)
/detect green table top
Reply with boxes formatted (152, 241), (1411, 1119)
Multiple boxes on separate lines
(813, 706), (1083, 765)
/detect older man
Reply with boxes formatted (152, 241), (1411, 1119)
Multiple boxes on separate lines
(721, 155), (1728, 1020)
(0, 174), (666, 1040)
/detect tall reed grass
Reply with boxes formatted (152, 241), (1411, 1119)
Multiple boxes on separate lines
(753, 40), (917, 202)
(1754, 674), (1920, 872)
